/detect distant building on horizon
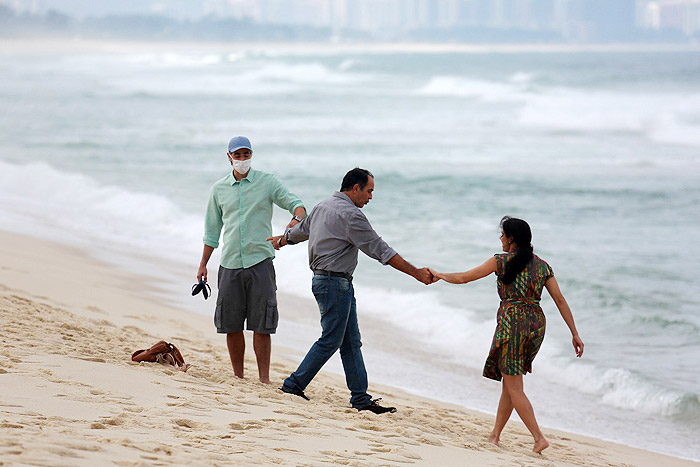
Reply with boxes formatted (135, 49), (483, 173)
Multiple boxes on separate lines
(639, 0), (700, 35)
(2, 0), (699, 42)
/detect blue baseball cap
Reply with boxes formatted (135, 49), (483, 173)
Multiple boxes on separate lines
(228, 136), (252, 153)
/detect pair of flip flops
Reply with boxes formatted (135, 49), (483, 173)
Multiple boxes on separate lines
(191, 280), (211, 300)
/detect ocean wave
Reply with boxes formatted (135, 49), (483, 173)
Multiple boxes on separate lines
(595, 368), (700, 416)
(508, 71), (536, 84)
(415, 74), (700, 149)
(537, 355), (700, 417)
(245, 62), (365, 85)
(103, 60), (369, 97)
(120, 52), (224, 68)
(517, 87), (700, 150)
(631, 314), (700, 336)
(337, 58), (357, 72)
(647, 107), (700, 148)
(0, 161), (202, 265)
(516, 87), (700, 141)
(356, 286), (496, 361)
(226, 52), (247, 63)
(416, 76), (523, 101)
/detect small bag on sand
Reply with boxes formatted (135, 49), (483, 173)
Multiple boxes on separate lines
(131, 340), (190, 372)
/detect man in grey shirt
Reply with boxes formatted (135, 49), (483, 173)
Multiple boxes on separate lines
(267, 168), (432, 414)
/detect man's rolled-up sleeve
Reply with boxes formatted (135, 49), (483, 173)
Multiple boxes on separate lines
(270, 176), (305, 214)
(347, 212), (397, 265)
(203, 189), (223, 248)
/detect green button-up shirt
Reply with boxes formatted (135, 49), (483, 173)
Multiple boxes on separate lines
(203, 169), (304, 269)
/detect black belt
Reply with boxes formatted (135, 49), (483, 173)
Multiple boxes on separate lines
(313, 269), (353, 281)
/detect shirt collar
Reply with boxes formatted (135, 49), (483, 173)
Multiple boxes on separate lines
(333, 191), (355, 205)
(228, 168), (257, 185)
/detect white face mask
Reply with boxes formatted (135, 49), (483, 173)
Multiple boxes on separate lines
(231, 158), (252, 174)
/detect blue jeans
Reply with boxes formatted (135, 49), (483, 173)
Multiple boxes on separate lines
(282, 275), (371, 408)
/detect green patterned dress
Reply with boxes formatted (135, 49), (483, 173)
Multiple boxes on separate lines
(483, 253), (554, 381)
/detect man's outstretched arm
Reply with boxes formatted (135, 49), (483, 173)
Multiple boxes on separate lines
(387, 253), (433, 285)
(267, 214), (311, 250)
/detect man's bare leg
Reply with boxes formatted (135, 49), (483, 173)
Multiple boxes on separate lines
(253, 332), (271, 384)
(488, 381), (514, 446)
(502, 374), (549, 453)
(226, 332), (245, 378)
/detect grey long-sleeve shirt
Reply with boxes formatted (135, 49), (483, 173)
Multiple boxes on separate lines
(285, 191), (397, 275)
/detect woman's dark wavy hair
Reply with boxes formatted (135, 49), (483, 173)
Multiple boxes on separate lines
(500, 216), (534, 285)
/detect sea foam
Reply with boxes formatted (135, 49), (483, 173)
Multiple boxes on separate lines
(101, 60), (368, 98)
(415, 74), (700, 151)
(0, 161), (202, 265)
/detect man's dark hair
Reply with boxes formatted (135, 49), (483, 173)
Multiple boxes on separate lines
(340, 168), (374, 191)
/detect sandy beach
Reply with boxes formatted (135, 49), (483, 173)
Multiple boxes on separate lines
(0, 230), (695, 467)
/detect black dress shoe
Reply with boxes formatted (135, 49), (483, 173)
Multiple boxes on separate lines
(279, 386), (310, 401)
(356, 398), (396, 414)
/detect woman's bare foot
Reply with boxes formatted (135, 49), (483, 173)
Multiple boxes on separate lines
(487, 433), (500, 446)
(533, 437), (549, 453)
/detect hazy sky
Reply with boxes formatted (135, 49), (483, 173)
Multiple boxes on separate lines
(1, 0), (208, 19)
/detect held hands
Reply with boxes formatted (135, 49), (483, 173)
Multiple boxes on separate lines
(427, 268), (443, 283)
(413, 267), (446, 285)
(415, 267), (435, 285)
(266, 235), (285, 250)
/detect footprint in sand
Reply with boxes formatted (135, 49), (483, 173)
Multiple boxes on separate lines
(368, 445), (393, 453)
(173, 418), (199, 428)
(229, 420), (266, 430)
(85, 306), (107, 315)
(375, 453), (417, 464)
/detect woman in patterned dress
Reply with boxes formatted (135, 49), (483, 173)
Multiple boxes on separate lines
(429, 216), (583, 454)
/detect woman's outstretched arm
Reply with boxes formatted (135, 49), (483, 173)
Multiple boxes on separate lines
(428, 257), (497, 284)
(544, 276), (584, 357)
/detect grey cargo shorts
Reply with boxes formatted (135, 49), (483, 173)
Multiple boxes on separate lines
(214, 258), (278, 334)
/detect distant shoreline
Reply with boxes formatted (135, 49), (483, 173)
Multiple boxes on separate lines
(1, 37), (699, 55)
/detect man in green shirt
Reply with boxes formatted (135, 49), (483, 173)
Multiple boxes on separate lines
(197, 136), (305, 384)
